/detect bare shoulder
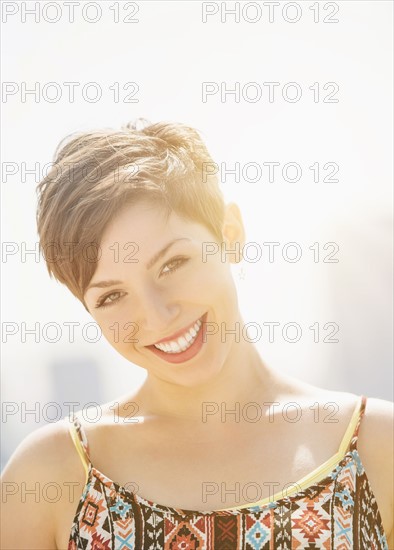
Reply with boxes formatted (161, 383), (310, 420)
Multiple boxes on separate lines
(298, 386), (393, 478)
(362, 395), (394, 429)
(358, 396), (394, 470)
(279, 377), (363, 420)
(1, 417), (75, 483)
(1, 418), (87, 549)
(1, 415), (87, 480)
(285, 381), (394, 543)
(358, 396), (394, 469)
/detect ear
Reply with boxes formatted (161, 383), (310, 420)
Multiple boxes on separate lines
(221, 202), (246, 263)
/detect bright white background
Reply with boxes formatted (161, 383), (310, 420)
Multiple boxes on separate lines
(1, 0), (393, 468)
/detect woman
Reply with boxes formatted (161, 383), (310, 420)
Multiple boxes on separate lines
(1, 120), (393, 549)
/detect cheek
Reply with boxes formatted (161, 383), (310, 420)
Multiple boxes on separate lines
(193, 260), (239, 316)
(100, 321), (141, 356)
(204, 257), (236, 291)
(174, 264), (235, 309)
(91, 307), (137, 351)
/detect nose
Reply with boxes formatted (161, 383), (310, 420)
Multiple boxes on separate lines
(135, 285), (180, 334)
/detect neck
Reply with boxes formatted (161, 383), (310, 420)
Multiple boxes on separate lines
(135, 332), (278, 423)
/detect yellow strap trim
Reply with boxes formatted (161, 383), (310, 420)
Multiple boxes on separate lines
(215, 395), (363, 511)
(67, 415), (90, 486)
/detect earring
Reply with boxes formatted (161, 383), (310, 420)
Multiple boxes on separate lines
(238, 265), (246, 281)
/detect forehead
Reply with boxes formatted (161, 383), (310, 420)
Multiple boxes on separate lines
(100, 199), (170, 246)
(100, 200), (202, 247)
(96, 199), (212, 267)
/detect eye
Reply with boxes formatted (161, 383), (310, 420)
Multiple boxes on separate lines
(95, 291), (125, 309)
(160, 256), (189, 277)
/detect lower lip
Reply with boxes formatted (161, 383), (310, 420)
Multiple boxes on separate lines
(145, 313), (208, 364)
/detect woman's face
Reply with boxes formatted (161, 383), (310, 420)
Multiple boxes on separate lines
(84, 199), (243, 387)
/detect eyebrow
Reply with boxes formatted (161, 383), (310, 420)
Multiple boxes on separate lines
(86, 238), (191, 292)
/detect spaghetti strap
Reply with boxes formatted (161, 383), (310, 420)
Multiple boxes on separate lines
(67, 412), (92, 485)
(347, 394), (367, 453)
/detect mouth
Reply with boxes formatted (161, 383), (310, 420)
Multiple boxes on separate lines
(145, 312), (208, 364)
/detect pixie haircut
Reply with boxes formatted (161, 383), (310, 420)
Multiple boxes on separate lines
(36, 119), (225, 309)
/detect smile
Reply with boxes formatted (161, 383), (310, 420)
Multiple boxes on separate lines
(145, 312), (208, 364)
(153, 319), (202, 353)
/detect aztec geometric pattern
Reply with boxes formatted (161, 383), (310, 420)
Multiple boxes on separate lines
(67, 396), (389, 549)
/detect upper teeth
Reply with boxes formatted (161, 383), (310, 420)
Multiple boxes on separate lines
(154, 319), (202, 353)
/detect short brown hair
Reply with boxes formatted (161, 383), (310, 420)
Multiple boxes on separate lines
(36, 119), (225, 309)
